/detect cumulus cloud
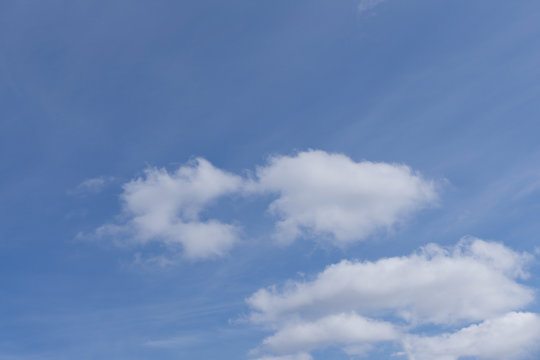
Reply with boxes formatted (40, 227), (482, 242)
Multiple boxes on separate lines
(88, 150), (438, 260)
(94, 158), (244, 259)
(247, 239), (539, 359)
(262, 313), (398, 354)
(250, 150), (437, 245)
(248, 238), (532, 325)
(403, 312), (540, 360)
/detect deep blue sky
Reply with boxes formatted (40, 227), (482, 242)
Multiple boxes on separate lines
(1, 1), (540, 359)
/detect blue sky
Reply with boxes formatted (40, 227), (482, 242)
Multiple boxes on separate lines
(1, 0), (540, 359)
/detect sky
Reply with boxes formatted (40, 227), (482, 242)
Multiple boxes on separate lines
(1, 0), (540, 359)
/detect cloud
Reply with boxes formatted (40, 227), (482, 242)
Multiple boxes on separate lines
(262, 313), (398, 354)
(250, 150), (437, 245)
(144, 334), (201, 348)
(248, 238), (532, 325)
(358, 0), (387, 14)
(403, 312), (540, 360)
(247, 239), (539, 359)
(87, 150), (437, 260)
(94, 158), (244, 259)
(70, 176), (115, 195)
(255, 353), (313, 360)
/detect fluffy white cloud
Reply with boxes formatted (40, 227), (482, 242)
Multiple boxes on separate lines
(248, 239), (538, 359)
(248, 238), (532, 325)
(250, 150), (436, 245)
(95, 158), (243, 259)
(403, 312), (540, 360)
(250, 150), (437, 244)
(90, 150), (438, 259)
(262, 312), (398, 354)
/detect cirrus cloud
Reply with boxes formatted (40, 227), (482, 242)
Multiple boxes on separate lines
(358, 0), (387, 14)
(255, 353), (313, 360)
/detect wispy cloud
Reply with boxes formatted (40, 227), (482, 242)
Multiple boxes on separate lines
(144, 334), (201, 348)
(358, 0), (387, 14)
(255, 353), (313, 360)
(70, 176), (115, 195)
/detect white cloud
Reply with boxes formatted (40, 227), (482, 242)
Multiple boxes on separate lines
(403, 312), (540, 360)
(247, 239), (538, 359)
(262, 312), (398, 354)
(248, 238), (532, 325)
(88, 150), (438, 260)
(250, 150), (437, 245)
(358, 0), (387, 14)
(94, 158), (244, 259)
